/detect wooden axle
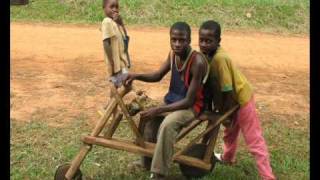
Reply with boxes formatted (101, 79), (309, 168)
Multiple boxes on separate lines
(81, 135), (154, 157)
(81, 135), (212, 171)
(174, 154), (212, 171)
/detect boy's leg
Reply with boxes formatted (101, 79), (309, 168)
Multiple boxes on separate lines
(150, 109), (195, 176)
(141, 116), (164, 170)
(127, 114), (164, 171)
(237, 97), (275, 180)
(221, 113), (241, 163)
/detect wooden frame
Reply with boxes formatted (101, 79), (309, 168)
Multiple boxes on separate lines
(10, 0), (29, 5)
(63, 85), (239, 179)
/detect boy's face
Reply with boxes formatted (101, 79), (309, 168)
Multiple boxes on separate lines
(199, 29), (219, 55)
(104, 0), (119, 19)
(170, 29), (190, 56)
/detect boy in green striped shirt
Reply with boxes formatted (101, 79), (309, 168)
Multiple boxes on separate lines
(199, 20), (276, 180)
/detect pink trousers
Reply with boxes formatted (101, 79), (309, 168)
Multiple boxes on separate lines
(222, 96), (276, 180)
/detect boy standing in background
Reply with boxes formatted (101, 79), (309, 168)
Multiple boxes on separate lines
(102, 0), (130, 87)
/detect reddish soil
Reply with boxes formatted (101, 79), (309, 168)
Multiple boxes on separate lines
(10, 22), (309, 127)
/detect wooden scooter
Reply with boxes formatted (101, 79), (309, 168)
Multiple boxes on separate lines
(54, 84), (239, 179)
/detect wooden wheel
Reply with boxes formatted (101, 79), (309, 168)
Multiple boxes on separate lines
(179, 143), (216, 178)
(54, 163), (82, 180)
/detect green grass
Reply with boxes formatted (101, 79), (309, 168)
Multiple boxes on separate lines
(10, 112), (309, 179)
(10, 0), (309, 34)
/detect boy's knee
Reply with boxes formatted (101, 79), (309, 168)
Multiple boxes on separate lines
(159, 118), (176, 133)
(159, 110), (193, 133)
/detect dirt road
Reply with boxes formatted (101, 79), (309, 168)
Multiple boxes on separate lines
(10, 22), (309, 127)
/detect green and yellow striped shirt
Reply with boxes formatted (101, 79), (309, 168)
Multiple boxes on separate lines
(206, 47), (253, 109)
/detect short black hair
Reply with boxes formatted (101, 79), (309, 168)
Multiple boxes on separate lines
(170, 22), (191, 41)
(102, 0), (108, 8)
(200, 20), (221, 40)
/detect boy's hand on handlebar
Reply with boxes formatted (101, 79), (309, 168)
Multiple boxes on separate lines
(124, 73), (136, 86)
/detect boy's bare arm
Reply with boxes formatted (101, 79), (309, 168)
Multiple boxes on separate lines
(124, 57), (171, 84)
(140, 55), (206, 119)
(103, 38), (115, 75)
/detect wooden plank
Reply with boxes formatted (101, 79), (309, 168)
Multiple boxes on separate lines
(104, 112), (123, 139)
(176, 119), (204, 142)
(175, 105), (239, 156)
(81, 136), (214, 171)
(10, 0), (29, 5)
(65, 145), (92, 180)
(111, 86), (145, 147)
(90, 86), (130, 137)
(91, 98), (116, 136)
(81, 136), (154, 157)
(203, 125), (220, 163)
(173, 154), (212, 171)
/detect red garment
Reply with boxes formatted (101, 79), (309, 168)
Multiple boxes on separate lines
(184, 52), (205, 115)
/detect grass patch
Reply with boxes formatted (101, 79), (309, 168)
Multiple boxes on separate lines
(11, 112), (309, 179)
(10, 0), (309, 34)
